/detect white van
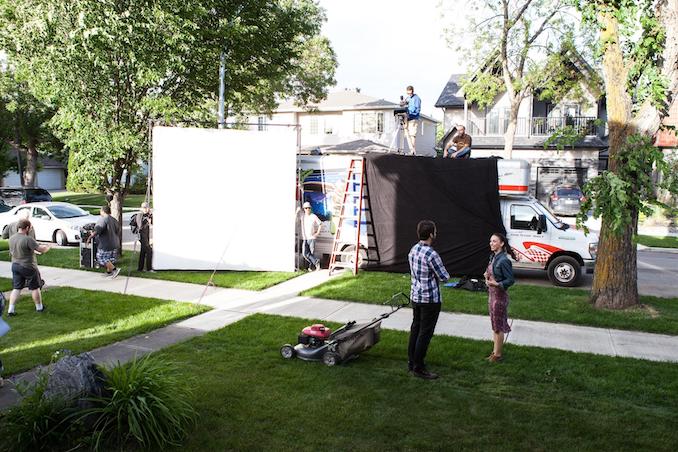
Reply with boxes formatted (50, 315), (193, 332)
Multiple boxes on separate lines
(497, 160), (597, 286)
(298, 155), (597, 287)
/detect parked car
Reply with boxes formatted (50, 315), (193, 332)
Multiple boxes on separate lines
(548, 185), (586, 216)
(0, 187), (52, 207)
(0, 202), (97, 245)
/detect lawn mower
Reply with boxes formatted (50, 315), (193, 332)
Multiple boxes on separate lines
(280, 292), (410, 366)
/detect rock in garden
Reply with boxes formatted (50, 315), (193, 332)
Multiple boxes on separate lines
(43, 352), (104, 401)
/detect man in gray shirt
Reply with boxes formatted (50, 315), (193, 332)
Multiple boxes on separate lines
(2, 208), (35, 240)
(7, 219), (50, 316)
(88, 205), (121, 278)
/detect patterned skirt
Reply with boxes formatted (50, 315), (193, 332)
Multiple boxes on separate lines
(488, 287), (511, 333)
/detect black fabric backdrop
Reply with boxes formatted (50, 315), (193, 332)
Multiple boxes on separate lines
(364, 155), (505, 276)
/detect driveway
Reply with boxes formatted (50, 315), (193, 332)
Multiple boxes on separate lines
(515, 249), (678, 298)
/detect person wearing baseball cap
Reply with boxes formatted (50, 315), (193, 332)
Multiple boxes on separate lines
(298, 201), (322, 271)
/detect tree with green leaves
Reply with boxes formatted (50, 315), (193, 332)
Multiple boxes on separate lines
(0, 62), (61, 187)
(572, 0), (678, 309)
(444, 0), (595, 158)
(0, 0), (336, 237)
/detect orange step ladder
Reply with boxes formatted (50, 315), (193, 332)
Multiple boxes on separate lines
(328, 158), (366, 275)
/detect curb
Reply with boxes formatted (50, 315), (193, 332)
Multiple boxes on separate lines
(637, 244), (678, 254)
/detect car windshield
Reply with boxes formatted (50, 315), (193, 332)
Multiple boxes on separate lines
(49, 205), (88, 219)
(556, 188), (582, 197)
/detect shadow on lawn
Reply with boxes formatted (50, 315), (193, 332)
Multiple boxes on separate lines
(0, 287), (206, 376)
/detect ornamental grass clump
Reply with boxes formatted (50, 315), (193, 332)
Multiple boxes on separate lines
(81, 355), (197, 450)
(0, 374), (85, 452)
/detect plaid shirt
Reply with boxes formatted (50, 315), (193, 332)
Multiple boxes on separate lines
(408, 242), (450, 304)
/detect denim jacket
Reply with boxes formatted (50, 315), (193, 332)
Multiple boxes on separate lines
(490, 251), (515, 291)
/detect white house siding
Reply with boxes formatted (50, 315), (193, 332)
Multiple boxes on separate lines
(250, 109), (437, 155)
(444, 85), (600, 135)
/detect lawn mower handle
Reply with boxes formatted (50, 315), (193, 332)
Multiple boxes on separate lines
(382, 292), (411, 312)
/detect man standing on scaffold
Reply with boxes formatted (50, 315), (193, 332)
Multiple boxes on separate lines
(401, 85), (421, 155)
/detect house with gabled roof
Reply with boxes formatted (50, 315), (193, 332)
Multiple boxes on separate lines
(248, 89), (439, 156)
(435, 54), (609, 204)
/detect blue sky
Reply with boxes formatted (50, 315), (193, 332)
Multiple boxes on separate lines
(319, 0), (465, 120)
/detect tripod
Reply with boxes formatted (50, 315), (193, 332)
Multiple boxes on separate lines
(388, 113), (409, 154)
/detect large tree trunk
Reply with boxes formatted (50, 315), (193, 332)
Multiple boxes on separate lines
(109, 190), (124, 253)
(590, 12), (638, 309)
(503, 100), (521, 159)
(24, 139), (38, 187)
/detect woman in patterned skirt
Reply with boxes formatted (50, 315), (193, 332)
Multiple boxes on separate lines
(484, 232), (516, 362)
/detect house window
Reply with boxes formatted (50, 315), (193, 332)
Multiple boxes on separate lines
(257, 116), (267, 131)
(353, 112), (385, 133)
(309, 117), (318, 135)
(324, 119), (333, 135)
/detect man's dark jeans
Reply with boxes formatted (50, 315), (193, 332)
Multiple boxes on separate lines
(408, 302), (442, 371)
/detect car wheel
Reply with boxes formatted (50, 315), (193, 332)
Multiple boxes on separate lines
(55, 230), (68, 246)
(322, 352), (340, 367)
(280, 344), (296, 359)
(547, 256), (581, 287)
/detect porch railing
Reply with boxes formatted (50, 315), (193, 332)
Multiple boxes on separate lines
(467, 116), (600, 137)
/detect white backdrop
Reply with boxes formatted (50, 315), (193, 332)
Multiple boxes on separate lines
(152, 126), (297, 271)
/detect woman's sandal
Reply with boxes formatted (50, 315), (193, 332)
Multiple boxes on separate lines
(485, 353), (495, 361)
(488, 354), (504, 363)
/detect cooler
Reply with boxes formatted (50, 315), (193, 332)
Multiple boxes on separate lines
(80, 240), (98, 268)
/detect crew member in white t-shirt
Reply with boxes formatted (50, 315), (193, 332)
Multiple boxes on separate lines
(298, 201), (322, 271)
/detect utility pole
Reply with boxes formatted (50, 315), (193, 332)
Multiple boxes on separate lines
(218, 51), (226, 129)
(217, 7), (242, 129)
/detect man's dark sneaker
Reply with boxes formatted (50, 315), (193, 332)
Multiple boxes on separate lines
(36, 306), (46, 313)
(7, 312), (17, 317)
(412, 368), (439, 380)
(110, 268), (121, 279)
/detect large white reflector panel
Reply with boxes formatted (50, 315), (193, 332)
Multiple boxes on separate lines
(152, 126), (296, 271)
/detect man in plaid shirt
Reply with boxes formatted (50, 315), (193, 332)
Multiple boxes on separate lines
(408, 220), (449, 380)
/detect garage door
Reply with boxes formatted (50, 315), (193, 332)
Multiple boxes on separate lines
(536, 166), (587, 204)
(37, 169), (64, 190)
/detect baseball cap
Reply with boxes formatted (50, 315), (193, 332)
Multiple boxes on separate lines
(302, 202), (312, 208)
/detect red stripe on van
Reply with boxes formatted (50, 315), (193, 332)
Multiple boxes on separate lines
(498, 185), (528, 191)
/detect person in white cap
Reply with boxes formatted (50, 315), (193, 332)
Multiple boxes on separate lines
(298, 201), (322, 271)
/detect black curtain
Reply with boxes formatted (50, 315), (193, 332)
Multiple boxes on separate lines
(365, 155), (505, 276)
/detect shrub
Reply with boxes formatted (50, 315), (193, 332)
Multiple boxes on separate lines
(80, 356), (197, 450)
(0, 374), (85, 452)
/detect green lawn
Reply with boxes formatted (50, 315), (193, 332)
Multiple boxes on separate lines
(0, 287), (209, 376)
(51, 192), (149, 209)
(0, 277), (12, 292)
(637, 234), (678, 249)
(153, 314), (678, 451)
(0, 245), (299, 291)
(302, 272), (678, 335)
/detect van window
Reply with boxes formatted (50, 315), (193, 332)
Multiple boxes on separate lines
(510, 205), (540, 231)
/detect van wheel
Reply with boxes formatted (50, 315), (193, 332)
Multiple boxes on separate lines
(547, 256), (581, 287)
(341, 245), (367, 268)
(55, 230), (68, 246)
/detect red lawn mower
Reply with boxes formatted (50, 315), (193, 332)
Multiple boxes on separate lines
(280, 293), (410, 366)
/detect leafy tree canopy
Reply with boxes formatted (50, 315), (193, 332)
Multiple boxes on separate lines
(0, 0), (336, 197)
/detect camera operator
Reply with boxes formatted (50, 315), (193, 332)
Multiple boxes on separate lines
(400, 85), (421, 155)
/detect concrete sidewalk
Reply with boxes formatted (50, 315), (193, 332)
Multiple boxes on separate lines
(2, 263), (678, 410)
